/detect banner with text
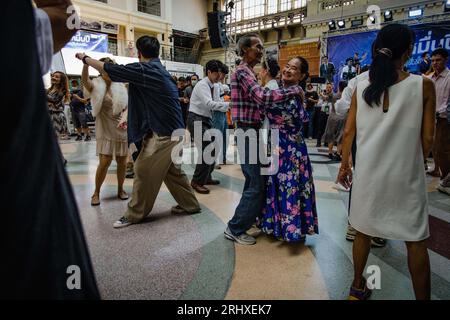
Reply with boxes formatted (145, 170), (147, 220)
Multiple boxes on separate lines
(65, 30), (109, 53)
(327, 22), (450, 87)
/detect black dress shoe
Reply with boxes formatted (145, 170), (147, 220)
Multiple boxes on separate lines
(333, 153), (342, 161)
(205, 179), (220, 185)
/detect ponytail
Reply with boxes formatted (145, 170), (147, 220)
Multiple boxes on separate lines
(363, 50), (398, 106)
(362, 24), (415, 107)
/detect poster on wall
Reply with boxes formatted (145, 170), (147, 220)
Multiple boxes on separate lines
(279, 42), (320, 77)
(326, 21), (450, 87)
(64, 30), (109, 53)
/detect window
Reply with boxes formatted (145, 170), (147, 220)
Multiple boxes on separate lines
(93, 0), (107, 3)
(229, 0), (306, 26)
(108, 37), (118, 55)
(267, 0), (277, 14)
(243, 0), (265, 20)
(137, 0), (161, 16)
(280, 0), (292, 12)
(294, 0), (307, 9)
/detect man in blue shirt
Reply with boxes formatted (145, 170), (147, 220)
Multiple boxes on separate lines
(76, 36), (200, 228)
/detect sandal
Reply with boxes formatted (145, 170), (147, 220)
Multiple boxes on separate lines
(91, 194), (100, 206)
(118, 190), (129, 200)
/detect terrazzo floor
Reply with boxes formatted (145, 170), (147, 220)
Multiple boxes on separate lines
(61, 137), (450, 300)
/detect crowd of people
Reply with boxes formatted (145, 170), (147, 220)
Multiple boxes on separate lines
(5, 0), (449, 300)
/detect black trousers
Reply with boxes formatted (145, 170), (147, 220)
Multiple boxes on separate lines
(316, 110), (329, 145)
(187, 112), (215, 185)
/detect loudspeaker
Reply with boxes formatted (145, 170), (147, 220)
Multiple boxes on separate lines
(207, 11), (229, 48)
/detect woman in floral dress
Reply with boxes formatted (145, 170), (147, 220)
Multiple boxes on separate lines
(261, 56), (319, 242)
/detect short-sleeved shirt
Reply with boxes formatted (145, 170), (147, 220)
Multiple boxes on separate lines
(104, 58), (184, 143)
(70, 89), (86, 113)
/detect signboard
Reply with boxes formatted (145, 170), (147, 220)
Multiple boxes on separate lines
(279, 42), (320, 77)
(65, 30), (108, 53)
(327, 21), (450, 87)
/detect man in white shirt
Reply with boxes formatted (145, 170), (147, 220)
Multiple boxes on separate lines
(187, 60), (230, 194)
(335, 71), (369, 116)
(341, 58), (357, 81)
(212, 64), (230, 166)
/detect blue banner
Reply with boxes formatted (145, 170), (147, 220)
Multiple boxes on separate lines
(327, 22), (450, 87)
(65, 30), (108, 53)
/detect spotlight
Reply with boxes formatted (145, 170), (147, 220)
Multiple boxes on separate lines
(368, 15), (376, 24)
(409, 8), (423, 18)
(384, 10), (393, 21)
(328, 20), (336, 30)
(337, 20), (346, 28)
(445, 0), (450, 12)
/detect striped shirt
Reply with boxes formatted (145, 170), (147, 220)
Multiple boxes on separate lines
(231, 63), (302, 125)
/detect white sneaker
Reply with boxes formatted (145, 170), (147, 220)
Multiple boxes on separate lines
(437, 184), (450, 196)
(113, 216), (133, 228)
(333, 182), (350, 192)
(224, 227), (256, 245)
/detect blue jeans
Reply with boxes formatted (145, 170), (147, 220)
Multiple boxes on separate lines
(227, 126), (266, 236)
(212, 111), (228, 163)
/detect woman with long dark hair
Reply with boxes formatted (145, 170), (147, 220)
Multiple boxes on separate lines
(47, 71), (70, 138)
(261, 56), (318, 242)
(338, 24), (436, 300)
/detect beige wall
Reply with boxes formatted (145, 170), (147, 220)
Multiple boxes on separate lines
(72, 0), (173, 56)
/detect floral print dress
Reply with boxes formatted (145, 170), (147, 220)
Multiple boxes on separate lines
(261, 94), (319, 242)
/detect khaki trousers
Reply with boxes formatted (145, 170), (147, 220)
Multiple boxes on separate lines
(124, 133), (200, 223)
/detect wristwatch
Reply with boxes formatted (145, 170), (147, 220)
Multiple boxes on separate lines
(82, 55), (91, 65)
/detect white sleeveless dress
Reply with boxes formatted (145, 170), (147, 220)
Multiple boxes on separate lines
(349, 74), (430, 241)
